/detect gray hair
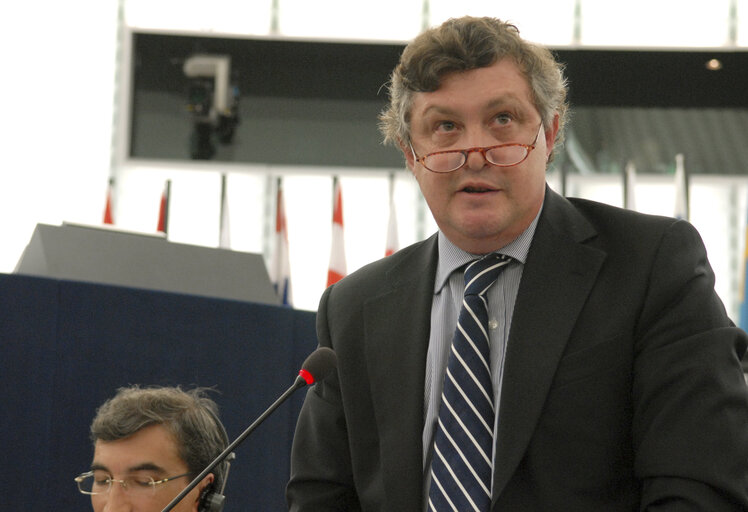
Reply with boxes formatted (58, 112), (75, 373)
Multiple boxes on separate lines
(90, 385), (228, 491)
(379, 16), (569, 161)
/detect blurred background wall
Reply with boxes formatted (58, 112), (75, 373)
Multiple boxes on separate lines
(2, 0), (748, 315)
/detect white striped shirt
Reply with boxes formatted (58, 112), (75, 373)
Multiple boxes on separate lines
(422, 206), (541, 502)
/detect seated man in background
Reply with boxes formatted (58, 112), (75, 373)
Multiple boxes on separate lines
(75, 385), (230, 512)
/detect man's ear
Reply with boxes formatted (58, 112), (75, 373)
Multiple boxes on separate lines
(544, 113), (560, 160)
(193, 473), (216, 511)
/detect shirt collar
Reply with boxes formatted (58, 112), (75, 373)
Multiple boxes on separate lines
(434, 202), (543, 293)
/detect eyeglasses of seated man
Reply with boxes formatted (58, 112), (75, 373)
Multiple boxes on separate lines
(75, 423), (213, 512)
(75, 470), (191, 496)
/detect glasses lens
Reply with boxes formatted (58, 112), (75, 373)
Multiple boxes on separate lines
(76, 472), (158, 495)
(486, 145), (529, 166)
(76, 472), (107, 495)
(423, 151), (466, 173)
(126, 475), (157, 495)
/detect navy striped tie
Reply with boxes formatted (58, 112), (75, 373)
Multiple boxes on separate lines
(428, 253), (511, 511)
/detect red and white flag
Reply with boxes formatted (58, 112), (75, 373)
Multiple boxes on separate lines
(157, 179), (171, 234)
(270, 178), (293, 306)
(385, 175), (399, 256)
(327, 178), (347, 287)
(103, 177), (114, 225)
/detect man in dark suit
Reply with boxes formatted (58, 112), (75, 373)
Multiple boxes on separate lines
(287, 16), (748, 511)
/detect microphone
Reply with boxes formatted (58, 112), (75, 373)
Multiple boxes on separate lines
(161, 347), (337, 512)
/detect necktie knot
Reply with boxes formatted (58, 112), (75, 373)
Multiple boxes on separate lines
(464, 253), (511, 298)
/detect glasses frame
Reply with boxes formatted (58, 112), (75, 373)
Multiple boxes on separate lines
(409, 124), (543, 174)
(74, 470), (192, 496)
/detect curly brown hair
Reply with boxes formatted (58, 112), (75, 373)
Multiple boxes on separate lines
(379, 16), (569, 162)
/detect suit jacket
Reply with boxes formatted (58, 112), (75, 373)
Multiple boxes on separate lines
(287, 187), (748, 511)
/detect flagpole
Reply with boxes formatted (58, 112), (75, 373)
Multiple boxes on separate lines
(219, 173), (230, 248)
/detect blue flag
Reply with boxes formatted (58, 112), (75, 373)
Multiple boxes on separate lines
(740, 193), (748, 331)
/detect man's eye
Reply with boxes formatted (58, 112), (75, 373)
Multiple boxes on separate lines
(91, 471), (111, 486)
(496, 113), (513, 125)
(130, 475), (155, 487)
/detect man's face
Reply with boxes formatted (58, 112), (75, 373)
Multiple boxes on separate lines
(90, 424), (212, 512)
(404, 58), (558, 254)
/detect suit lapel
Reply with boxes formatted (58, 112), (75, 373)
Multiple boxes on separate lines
(492, 189), (607, 499)
(352, 190), (606, 506)
(364, 236), (438, 510)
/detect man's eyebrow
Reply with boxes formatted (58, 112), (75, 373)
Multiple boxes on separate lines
(421, 104), (458, 118)
(128, 462), (167, 473)
(420, 95), (525, 117)
(485, 96), (522, 110)
(89, 462), (167, 474)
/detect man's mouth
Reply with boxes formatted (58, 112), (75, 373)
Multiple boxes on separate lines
(462, 186), (495, 193)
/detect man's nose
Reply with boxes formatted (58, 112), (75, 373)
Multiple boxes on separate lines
(464, 146), (490, 170)
(100, 485), (132, 512)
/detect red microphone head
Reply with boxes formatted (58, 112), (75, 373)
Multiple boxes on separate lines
(298, 347), (337, 385)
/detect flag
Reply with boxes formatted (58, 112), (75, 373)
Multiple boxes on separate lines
(623, 161), (637, 211)
(103, 177), (114, 225)
(327, 177), (347, 287)
(270, 177), (293, 306)
(157, 179), (171, 234)
(674, 153), (688, 220)
(740, 193), (748, 332)
(219, 173), (230, 248)
(385, 174), (399, 256)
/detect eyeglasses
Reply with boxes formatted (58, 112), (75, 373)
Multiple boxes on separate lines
(74, 470), (192, 496)
(409, 124), (542, 173)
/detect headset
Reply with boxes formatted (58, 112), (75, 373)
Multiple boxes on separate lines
(198, 407), (235, 512)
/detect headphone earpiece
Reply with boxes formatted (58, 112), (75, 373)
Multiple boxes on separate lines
(199, 485), (227, 512)
(198, 408), (234, 512)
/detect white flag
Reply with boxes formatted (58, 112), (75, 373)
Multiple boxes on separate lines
(674, 154), (688, 220)
(624, 161), (637, 211)
(385, 175), (399, 256)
